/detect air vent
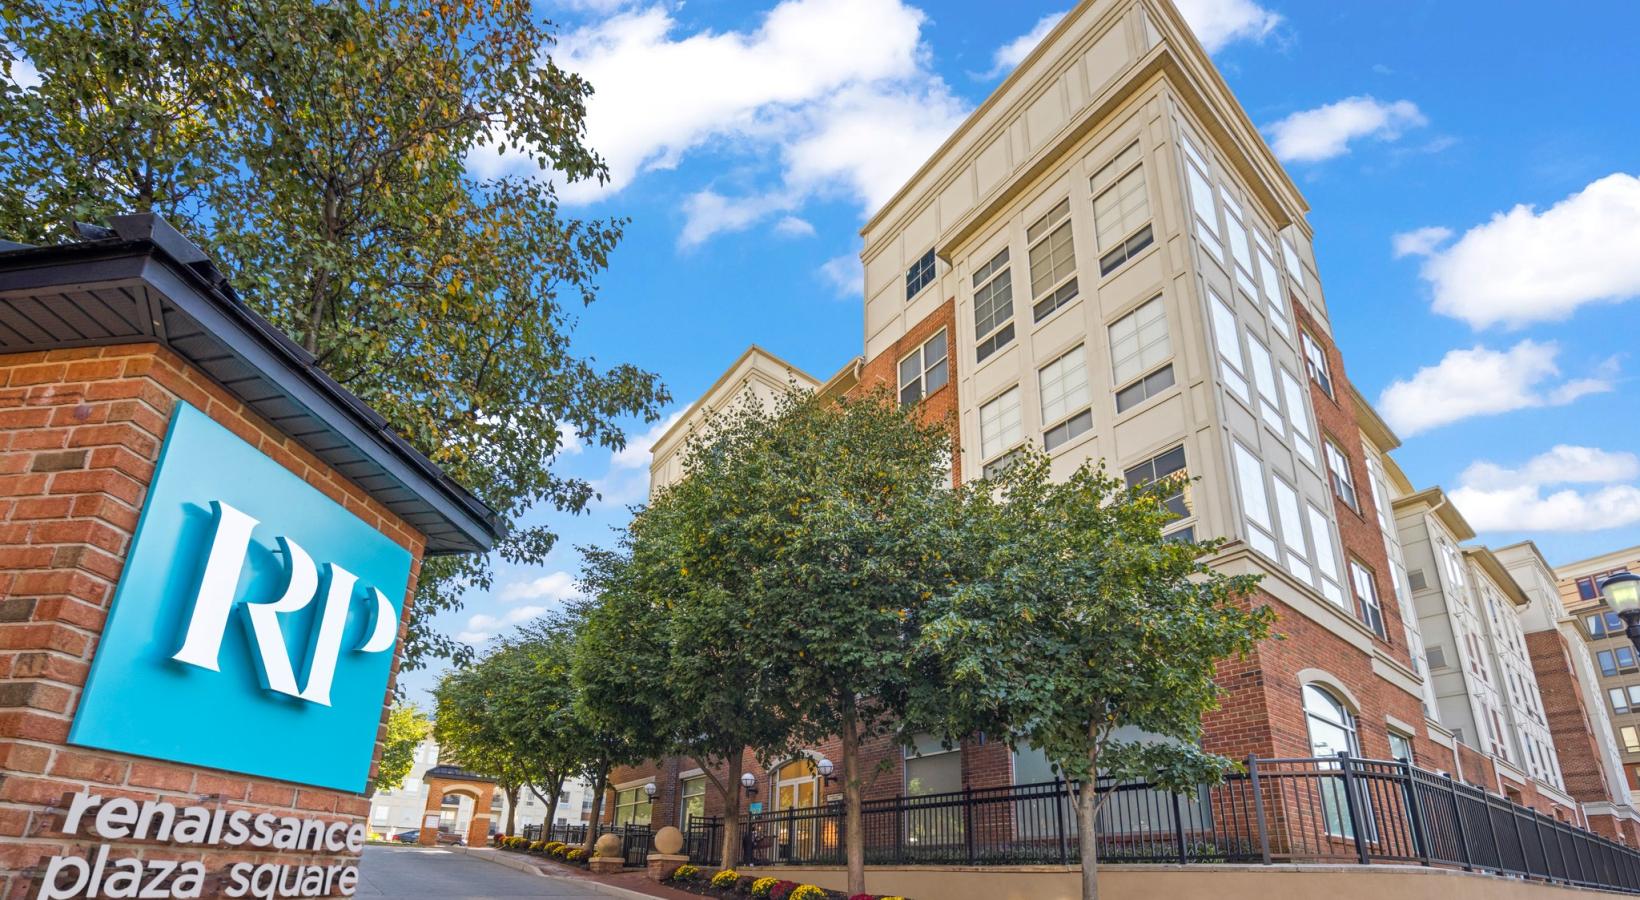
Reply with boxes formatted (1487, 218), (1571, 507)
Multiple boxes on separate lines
(1409, 569), (1429, 592)
(1426, 645), (1448, 670)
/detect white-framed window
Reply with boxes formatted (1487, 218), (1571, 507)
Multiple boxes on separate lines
(1324, 440), (1359, 512)
(898, 329), (949, 405)
(1245, 336), (1283, 432)
(1388, 731), (1414, 765)
(1209, 290), (1249, 403)
(1365, 455), (1393, 532)
(1181, 137), (1222, 260)
(906, 248), (936, 300)
(1232, 442), (1277, 559)
(1279, 368), (1318, 466)
(1281, 234), (1307, 291)
(1308, 504), (1345, 605)
(1349, 559), (1386, 639)
(613, 786), (652, 826)
(1029, 198), (1079, 321)
(1253, 231), (1291, 339)
(1124, 445), (1191, 537)
(1221, 190), (1258, 296)
(1091, 142), (1154, 277)
(905, 734), (962, 797)
(979, 386), (1023, 473)
(680, 776), (707, 828)
(1300, 329), (1334, 398)
(1303, 684), (1362, 838)
(972, 247), (1014, 362)
(1109, 296), (1173, 413)
(1039, 345), (1092, 452)
(1272, 476), (1313, 585)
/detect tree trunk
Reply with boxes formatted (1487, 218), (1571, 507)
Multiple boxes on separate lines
(842, 708), (865, 897)
(1075, 776), (1101, 900)
(543, 774), (565, 835)
(718, 753), (744, 869)
(581, 765), (610, 855)
(504, 783), (520, 836)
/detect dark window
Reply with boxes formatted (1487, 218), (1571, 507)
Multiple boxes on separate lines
(1115, 363), (1175, 413)
(973, 247), (1014, 360)
(1098, 224), (1154, 276)
(982, 447), (1024, 480)
(1043, 409), (1093, 452)
(976, 322), (1014, 362)
(1124, 446), (1188, 521)
(906, 249), (936, 300)
(1033, 278), (1079, 322)
(898, 329), (949, 405)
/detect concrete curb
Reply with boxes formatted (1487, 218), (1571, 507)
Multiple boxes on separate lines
(456, 847), (663, 899)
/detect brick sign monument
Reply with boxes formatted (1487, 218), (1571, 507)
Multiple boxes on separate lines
(0, 216), (499, 898)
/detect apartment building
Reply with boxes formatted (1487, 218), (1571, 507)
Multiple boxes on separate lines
(1499, 541), (1640, 843)
(1559, 547), (1640, 801)
(602, 0), (1640, 839)
(369, 738), (596, 837)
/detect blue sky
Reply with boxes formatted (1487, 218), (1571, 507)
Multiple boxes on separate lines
(400, 0), (1640, 701)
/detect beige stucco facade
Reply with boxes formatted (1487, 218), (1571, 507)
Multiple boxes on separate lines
(1558, 545), (1640, 804)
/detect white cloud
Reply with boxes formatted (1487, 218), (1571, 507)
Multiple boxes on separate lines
(611, 409), (686, 470)
(3, 47), (40, 90)
(1450, 446), (1640, 533)
(818, 253), (861, 298)
(1414, 173), (1640, 329)
(1377, 340), (1616, 436)
(589, 409), (688, 508)
(986, 12), (1066, 78)
(498, 570), (586, 604)
(556, 422), (585, 456)
(472, 0), (967, 244)
(774, 216), (816, 237)
(456, 604), (547, 645)
(1391, 226), (1452, 259)
(1173, 0), (1283, 53)
(1265, 96), (1426, 163)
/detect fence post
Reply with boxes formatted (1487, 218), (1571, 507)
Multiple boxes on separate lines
(1247, 755), (1271, 865)
(963, 786), (976, 865)
(1054, 777), (1069, 865)
(1445, 774), (1473, 871)
(1336, 752), (1369, 866)
(1171, 790), (1188, 864)
(1399, 760), (1430, 865)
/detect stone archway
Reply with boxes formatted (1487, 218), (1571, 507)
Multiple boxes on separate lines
(419, 765), (498, 847)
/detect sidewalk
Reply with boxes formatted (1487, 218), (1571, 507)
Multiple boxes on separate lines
(459, 847), (706, 899)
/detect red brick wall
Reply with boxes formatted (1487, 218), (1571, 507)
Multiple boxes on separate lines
(852, 299), (960, 483)
(1289, 306), (1411, 673)
(0, 344), (427, 898)
(1527, 629), (1622, 811)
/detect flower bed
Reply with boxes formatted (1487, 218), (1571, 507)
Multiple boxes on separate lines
(490, 834), (590, 868)
(659, 865), (906, 900)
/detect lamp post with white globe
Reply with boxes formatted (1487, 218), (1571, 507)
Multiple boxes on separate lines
(1600, 571), (1640, 652)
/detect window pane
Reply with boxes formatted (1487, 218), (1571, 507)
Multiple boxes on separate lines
(1094, 166), (1150, 251)
(1039, 345), (1090, 426)
(1029, 201), (1077, 300)
(1185, 158), (1218, 237)
(1233, 443), (1272, 530)
(1309, 504), (1344, 605)
(980, 387), (1023, 461)
(906, 249), (936, 299)
(1246, 337), (1282, 430)
(973, 249), (1013, 339)
(1110, 296), (1170, 386)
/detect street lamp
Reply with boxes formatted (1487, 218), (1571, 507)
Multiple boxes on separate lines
(816, 757), (836, 786)
(1600, 571), (1640, 652)
(644, 782), (658, 804)
(740, 772), (758, 796)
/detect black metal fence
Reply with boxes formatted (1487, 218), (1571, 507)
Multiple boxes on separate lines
(683, 754), (1640, 894)
(516, 823), (655, 867)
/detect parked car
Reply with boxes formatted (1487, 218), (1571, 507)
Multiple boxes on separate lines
(391, 829), (419, 843)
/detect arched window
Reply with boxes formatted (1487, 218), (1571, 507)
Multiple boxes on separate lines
(1304, 683), (1367, 839)
(1303, 683), (1358, 758)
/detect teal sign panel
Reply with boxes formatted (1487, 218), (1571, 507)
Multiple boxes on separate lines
(70, 402), (412, 792)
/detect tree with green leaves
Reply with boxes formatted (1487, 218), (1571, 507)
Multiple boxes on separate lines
(663, 386), (961, 895)
(919, 453), (1272, 900)
(374, 703), (433, 793)
(0, 0), (666, 671)
(434, 620), (590, 835)
(575, 394), (823, 866)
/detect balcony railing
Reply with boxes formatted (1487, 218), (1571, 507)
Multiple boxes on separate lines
(683, 754), (1640, 894)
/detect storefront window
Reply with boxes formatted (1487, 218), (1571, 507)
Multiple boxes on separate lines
(613, 786), (652, 826)
(680, 776), (707, 827)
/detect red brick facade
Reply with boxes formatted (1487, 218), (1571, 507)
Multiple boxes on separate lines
(0, 343), (427, 898)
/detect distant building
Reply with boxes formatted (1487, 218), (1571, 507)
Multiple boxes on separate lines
(1557, 546), (1640, 806)
(368, 738), (595, 837)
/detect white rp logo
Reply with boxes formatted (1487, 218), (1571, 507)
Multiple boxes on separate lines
(171, 500), (399, 706)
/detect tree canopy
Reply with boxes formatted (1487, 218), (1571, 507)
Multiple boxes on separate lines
(921, 452), (1271, 900)
(374, 703), (432, 794)
(0, 0), (667, 670)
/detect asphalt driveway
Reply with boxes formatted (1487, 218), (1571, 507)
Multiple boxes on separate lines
(356, 844), (612, 898)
